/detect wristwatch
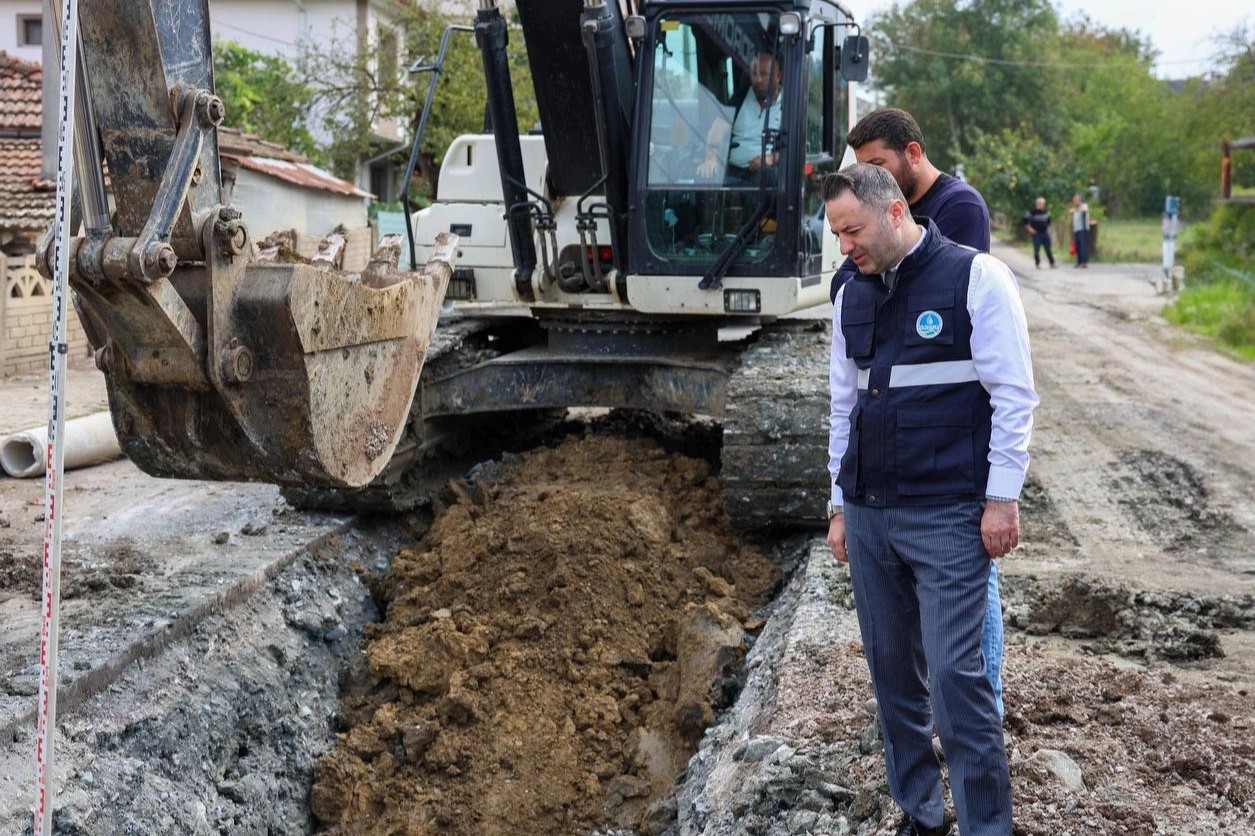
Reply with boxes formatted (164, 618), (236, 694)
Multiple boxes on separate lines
(826, 500), (843, 519)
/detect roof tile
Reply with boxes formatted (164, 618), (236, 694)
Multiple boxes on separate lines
(0, 51), (42, 135)
(0, 71), (367, 230)
(232, 155), (371, 198)
(218, 127), (368, 198)
(0, 138), (54, 230)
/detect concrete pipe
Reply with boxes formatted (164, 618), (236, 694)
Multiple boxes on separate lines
(1, 411), (123, 478)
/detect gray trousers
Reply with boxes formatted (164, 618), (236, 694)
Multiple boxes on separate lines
(845, 501), (1012, 836)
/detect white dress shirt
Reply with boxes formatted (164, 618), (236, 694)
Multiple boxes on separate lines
(727, 93), (782, 168)
(828, 243), (1038, 508)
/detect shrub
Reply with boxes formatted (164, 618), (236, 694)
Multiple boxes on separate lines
(1181, 203), (1255, 280)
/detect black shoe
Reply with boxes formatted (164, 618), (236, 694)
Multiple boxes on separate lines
(893, 814), (954, 836)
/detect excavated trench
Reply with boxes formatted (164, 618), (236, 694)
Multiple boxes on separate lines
(6, 414), (1255, 835)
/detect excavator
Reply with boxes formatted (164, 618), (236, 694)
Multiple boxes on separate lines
(45, 0), (868, 528)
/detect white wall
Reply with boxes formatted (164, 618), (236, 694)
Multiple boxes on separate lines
(211, 0), (340, 64)
(0, 0), (43, 63)
(231, 168), (367, 240)
(210, 0), (403, 144)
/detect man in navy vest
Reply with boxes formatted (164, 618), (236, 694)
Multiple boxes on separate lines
(824, 164), (1037, 836)
(831, 108), (1008, 722)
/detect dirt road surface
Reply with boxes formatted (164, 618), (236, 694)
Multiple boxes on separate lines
(0, 242), (1252, 835)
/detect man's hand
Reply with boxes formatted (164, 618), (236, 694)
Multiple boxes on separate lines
(827, 514), (848, 563)
(746, 153), (777, 171)
(981, 500), (1020, 558)
(698, 151), (719, 179)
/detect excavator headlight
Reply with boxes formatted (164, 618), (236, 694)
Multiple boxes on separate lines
(724, 289), (761, 314)
(625, 15), (646, 40)
(779, 13), (801, 36)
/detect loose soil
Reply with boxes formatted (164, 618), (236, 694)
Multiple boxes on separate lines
(309, 435), (782, 835)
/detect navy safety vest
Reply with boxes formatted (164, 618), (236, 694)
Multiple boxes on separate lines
(837, 221), (993, 507)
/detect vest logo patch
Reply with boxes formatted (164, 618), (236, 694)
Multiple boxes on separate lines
(915, 311), (943, 339)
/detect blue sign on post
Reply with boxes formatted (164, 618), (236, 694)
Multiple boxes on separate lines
(1165, 195), (1181, 216)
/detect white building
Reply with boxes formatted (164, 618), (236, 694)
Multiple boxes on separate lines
(219, 127), (372, 246)
(0, 0), (406, 196)
(207, 0), (406, 159)
(0, 0), (38, 64)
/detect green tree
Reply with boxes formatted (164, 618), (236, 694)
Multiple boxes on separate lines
(869, 0), (1063, 171)
(213, 40), (320, 161)
(1176, 25), (1255, 206)
(869, 1), (1222, 221)
(1051, 19), (1199, 217)
(959, 126), (1072, 226)
(297, 2), (538, 191)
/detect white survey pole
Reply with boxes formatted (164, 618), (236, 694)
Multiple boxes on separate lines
(1162, 195), (1181, 294)
(35, 0), (81, 831)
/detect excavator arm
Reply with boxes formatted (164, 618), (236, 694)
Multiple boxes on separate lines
(42, 0), (454, 488)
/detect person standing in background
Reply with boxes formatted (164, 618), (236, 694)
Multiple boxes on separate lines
(1023, 197), (1056, 268)
(1070, 193), (1091, 268)
(831, 109), (990, 301)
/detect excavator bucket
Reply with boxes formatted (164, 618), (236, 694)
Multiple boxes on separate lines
(72, 235), (455, 488)
(48, 0), (455, 489)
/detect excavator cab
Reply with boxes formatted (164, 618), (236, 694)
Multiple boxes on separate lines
(44, 0), (454, 489)
(629, 1), (851, 294)
(46, 0), (865, 524)
(638, 13), (792, 273)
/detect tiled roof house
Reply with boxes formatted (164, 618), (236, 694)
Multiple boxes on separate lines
(0, 52), (84, 377)
(0, 51), (52, 254)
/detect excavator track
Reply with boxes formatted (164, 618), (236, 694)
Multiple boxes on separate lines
(281, 317), (554, 514)
(721, 320), (832, 529)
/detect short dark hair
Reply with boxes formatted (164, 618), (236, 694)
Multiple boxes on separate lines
(821, 163), (906, 209)
(845, 107), (926, 154)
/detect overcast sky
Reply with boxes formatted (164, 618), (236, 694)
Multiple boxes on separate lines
(848, 0), (1251, 79)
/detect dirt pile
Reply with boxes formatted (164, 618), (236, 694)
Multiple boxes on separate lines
(309, 435), (782, 835)
(1003, 574), (1255, 663)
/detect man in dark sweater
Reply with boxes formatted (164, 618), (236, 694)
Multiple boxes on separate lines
(830, 109), (990, 300)
(1022, 197), (1055, 268)
(828, 108), (1008, 722)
